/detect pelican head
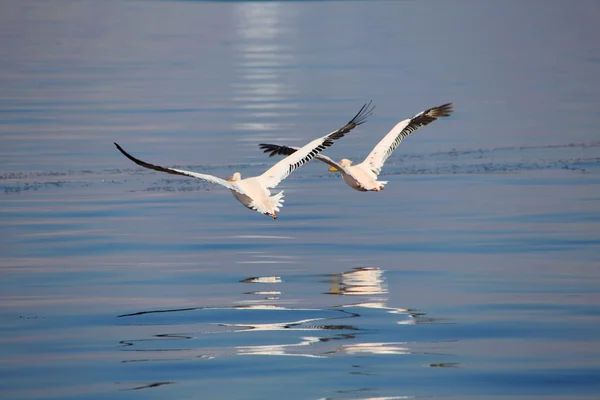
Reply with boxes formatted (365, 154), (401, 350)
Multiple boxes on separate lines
(328, 159), (352, 172)
(227, 172), (242, 182)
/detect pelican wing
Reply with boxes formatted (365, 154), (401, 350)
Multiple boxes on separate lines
(259, 101), (374, 188)
(114, 143), (246, 194)
(258, 144), (344, 171)
(364, 102), (453, 175)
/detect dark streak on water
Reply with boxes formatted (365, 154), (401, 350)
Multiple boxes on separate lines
(3, 141), (599, 195)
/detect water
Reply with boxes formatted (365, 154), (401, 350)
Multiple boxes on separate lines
(2, 0), (600, 399)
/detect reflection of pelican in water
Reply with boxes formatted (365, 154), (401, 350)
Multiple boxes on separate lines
(326, 266), (429, 325)
(320, 266), (416, 357)
(117, 268), (438, 361)
(327, 266), (388, 297)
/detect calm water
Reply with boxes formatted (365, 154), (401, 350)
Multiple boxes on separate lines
(2, 0), (600, 399)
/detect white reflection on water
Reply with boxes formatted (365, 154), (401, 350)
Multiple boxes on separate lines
(317, 397), (414, 400)
(236, 251), (296, 264)
(236, 336), (325, 358)
(328, 266), (388, 296)
(221, 316), (336, 332)
(327, 267), (426, 325)
(339, 342), (411, 356)
(232, 2), (298, 134)
(240, 276), (282, 283)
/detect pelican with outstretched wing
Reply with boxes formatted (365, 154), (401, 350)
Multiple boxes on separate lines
(259, 103), (453, 192)
(114, 102), (374, 218)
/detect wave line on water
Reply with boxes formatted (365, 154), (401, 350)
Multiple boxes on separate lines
(233, 235), (294, 239)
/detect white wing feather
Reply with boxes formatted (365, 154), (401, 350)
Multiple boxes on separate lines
(364, 103), (453, 175)
(259, 101), (375, 188)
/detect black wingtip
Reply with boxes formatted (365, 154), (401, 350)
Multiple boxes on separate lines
(352, 100), (376, 126)
(113, 142), (136, 162)
(328, 101), (376, 140)
(258, 143), (297, 157)
(432, 102), (454, 117)
(258, 143), (278, 157)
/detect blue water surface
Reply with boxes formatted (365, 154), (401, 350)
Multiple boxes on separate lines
(1, 1), (600, 399)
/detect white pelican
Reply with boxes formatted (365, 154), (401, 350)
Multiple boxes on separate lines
(114, 102), (374, 219)
(259, 103), (453, 192)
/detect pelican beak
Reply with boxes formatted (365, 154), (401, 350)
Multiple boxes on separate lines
(328, 166), (339, 172)
(226, 176), (234, 182)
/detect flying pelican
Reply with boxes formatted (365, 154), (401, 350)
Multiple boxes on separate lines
(114, 102), (374, 219)
(259, 103), (453, 192)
